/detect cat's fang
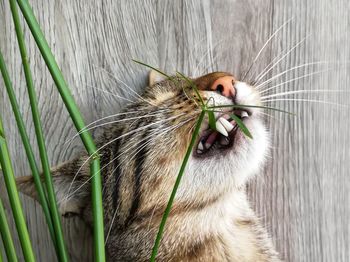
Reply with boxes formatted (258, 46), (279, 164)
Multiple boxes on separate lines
(198, 141), (204, 150)
(196, 149), (204, 154)
(216, 119), (229, 137)
(218, 117), (234, 132)
(241, 111), (249, 118)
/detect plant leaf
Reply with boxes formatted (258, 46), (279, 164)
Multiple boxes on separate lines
(176, 71), (205, 107)
(208, 104), (295, 115)
(132, 59), (171, 78)
(150, 111), (206, 261)
(230, 114), (253, 139)
(0, 137), (3, 170)
(207, 110), (216, 131)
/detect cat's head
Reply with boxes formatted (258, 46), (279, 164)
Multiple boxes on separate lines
(135, 71), (269, 206)
(17, 70), (269, 224)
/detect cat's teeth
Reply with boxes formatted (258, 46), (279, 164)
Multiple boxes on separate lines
(216, 120), (228, 137)
(241, 111), (249, 118)
(219, 136), (230, 145)
(197, 149), (203, 154)
(198, 141), (204, 150)
(218, 117), (234, 132)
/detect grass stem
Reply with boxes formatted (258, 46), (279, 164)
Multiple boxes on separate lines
(0, 111), (35, 261)
(16, 0), (105, 260)
(0, 199), (18, 262)
(150, 111), (205, 261)
(8, 0), (64, 257)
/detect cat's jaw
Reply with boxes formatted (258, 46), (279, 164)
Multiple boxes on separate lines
(175, 81), (269, 202)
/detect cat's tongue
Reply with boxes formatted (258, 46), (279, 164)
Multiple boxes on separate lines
(204, 132), (218, 149)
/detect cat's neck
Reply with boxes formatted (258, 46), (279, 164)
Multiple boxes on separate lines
(109, 189), (280, 261)
(161, 190), (259, 260)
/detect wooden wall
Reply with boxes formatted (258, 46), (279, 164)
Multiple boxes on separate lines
(0, 0), (349, 261)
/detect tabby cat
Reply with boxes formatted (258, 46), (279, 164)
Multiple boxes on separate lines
(17, 70), (280, 261)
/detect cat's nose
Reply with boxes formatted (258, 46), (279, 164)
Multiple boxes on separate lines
(210, 76), (236, 99)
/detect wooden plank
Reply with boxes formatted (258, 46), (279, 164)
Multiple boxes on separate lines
(249, 1), (350, 261)
(0, 0), (349, 261)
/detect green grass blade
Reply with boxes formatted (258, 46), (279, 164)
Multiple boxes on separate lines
(0, 124), (35, 261)
(132, 59), (171, 78)
(176, 71), (205, 107)
(0, 200), (17, 262)
(150, 111), (206, 261)
(207, 110), (216, 130)
(132, 59), (183, 88)
(16, 0), (105, 260)
(208, 104), (295, 115)
(230, 114), (253, 139)
(0, 199), (18, 262)
(8, 0), (62, 255)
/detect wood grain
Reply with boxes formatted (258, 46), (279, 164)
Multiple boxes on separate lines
(0, 0), (349, 261)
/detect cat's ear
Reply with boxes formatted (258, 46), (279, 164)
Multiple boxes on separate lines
(16, 159), (91, 218)
(149, 70), (167, 86)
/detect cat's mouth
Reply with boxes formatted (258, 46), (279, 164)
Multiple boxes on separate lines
(194, 109), (250, 158)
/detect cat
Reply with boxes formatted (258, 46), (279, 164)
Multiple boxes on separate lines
(17, 70), (280, 261)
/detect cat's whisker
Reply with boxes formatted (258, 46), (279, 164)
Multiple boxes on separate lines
(68, 118), (193, 243)
(104, 118), (195, 244)
(253, 36), (308, 86)
(86, 84), (136, 104)
(84, 109), (169, 129)
(62, 129), (159, 205)
(146, 201), (160, 232)
(64, 113), (188, 204)
(122, 119), (194, 164)
(197, 52), (221, 76)
(186, 36), (206, 69)
(259, 111), (277, 120)
(252, 44), (291, 85)
(258, 68), (333, 95)
(193, 38), (225, 77)
(67, 109), (171, 143)
(92, 65), (141, 101)
(61, 109), (169, 160)
(241, 17), (293, 81)
(108, 118), (193, 179)
(262, 98), (348, 107)
(255, 61), (330, 90)
(78, 113), (172, 136)
(62, 125), (172, 208)
(93, 65), (158, 107)
(260, 89), (347, 100)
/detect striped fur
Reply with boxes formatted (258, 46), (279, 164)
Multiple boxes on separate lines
(17, 72), (280, 261)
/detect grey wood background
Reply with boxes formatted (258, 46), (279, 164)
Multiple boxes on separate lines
(0, 0), (349, 261)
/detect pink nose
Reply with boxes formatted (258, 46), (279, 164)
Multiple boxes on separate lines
(210, 76), (236, 98)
